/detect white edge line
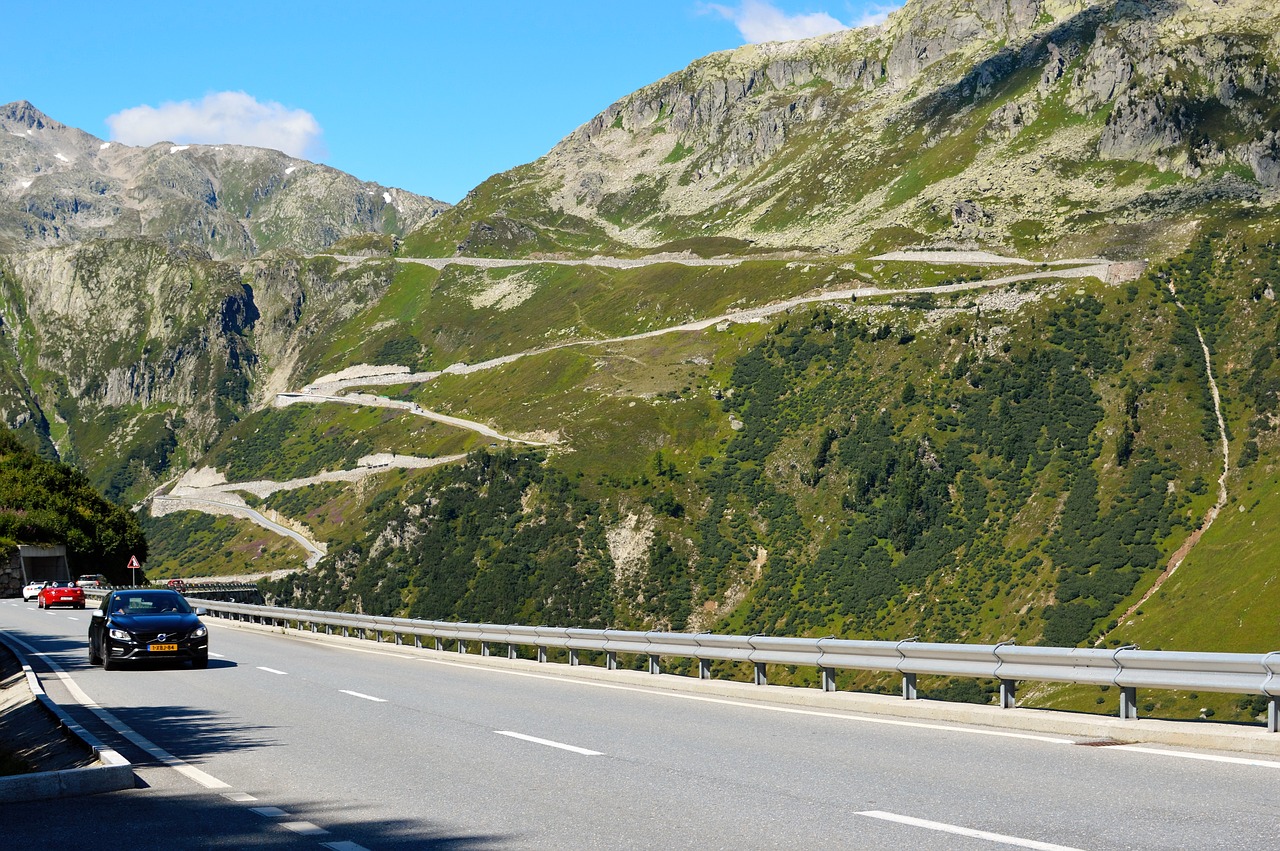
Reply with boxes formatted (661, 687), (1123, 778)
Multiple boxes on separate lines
(259, 627), (1073, 744)
(1112, 745), (1280, 769)
(5, 635), (230, 789)
(495, 730), (602, 756)
(425, 656), (1074, 744)
(857, 811), (1086, 851)
(340, 689), (386, 702)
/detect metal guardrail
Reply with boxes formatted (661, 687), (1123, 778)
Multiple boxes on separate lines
(196, 600), (1280, 732)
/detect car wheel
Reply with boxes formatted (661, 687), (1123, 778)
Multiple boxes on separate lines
(88, 643), (101, 666)
(103, 653), (117, 671)
(37, 599), (43, 609)
(77, 603), (85, 609)
(191, 653), (209, 669)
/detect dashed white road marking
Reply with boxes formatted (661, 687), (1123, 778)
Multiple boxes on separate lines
(858, 811), (1085, 850)
(495, 730), (603, 756)
(323, 842), (372, 851)
(340, 689), (386, 702)
(222, 792), (257, 802)
(251, 806), (289, 817)
(67, 616), (79, 621)
(257, 666), (288, 675)
(209, 651), (226, 658)
(282, 821), (329, 836)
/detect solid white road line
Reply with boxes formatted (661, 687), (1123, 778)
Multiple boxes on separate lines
(857, 811), (1085, 850)
(4, 634), (231, 790)
(495, 730), (603, 756)
(1111, 745), (1280, 769)
(424, 656), (1075, 745)
(340, 689), (386, 702)
(256, 666), (288, 675)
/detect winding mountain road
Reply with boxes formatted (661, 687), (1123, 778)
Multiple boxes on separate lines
(155, 251), (1120, 569)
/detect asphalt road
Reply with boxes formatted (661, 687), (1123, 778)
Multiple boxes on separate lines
(1, 599), (1277, 850)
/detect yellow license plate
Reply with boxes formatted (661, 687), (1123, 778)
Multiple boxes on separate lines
(149, 643), (178, 652)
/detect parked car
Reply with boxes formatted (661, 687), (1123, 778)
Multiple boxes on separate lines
(38, 581), (85, 609)
(76, 574), (107, 587)
(22, 580), (48, 602)
(88, 589), (209, 670)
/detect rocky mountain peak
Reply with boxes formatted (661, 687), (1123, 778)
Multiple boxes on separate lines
(0, 100), (63, 133)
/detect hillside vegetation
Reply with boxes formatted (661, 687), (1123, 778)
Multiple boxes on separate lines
(3, 1), (1280, 726)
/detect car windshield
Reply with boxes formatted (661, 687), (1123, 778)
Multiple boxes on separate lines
(110, 592), (191, 615)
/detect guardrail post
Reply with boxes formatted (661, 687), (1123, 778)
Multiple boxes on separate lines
(1270, 698), (1278, 734)
(902, 673), (917, 700)
(414, 635), (422, 649)
(606, 651), (617, 671)
(1113, 644), (1138, 719)
(457, 639), (467, 654)
(648, 654), (660, 675)
(569, 649), (580, 666)
(820, 667), (836, 692)
(481, 642), (491, 657)
(537, 646), (547, 663)
(434, 637), (443, 652)
(754, 662), (767, 686)
(1119, 686), (1138, 720)
(699, 657), (711, 680)
(507, 644), (517, 660)
(995, 640), (1016, 709)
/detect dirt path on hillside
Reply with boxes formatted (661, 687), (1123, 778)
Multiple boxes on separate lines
(160, 251), (1118, 573)
(1104, 292), (1230, 636)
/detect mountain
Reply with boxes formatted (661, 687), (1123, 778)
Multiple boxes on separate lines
(406, 0), (1280, 260)
(0, 101), (449, 259)
(3, 0), (1280, 723)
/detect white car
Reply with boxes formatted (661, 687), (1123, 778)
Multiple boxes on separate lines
(22, 580), (48, 602)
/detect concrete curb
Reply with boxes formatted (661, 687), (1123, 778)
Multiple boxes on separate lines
(210, 618), (1280, 758)
(0, 633), (134, 801)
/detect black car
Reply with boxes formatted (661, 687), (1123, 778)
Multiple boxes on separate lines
(88, 589), (209, 670)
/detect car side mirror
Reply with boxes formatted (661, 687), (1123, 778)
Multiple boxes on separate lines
(195, 607), (208, 616)
(91, 610), (104, 619)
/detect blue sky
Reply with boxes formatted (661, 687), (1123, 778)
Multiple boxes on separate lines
(5, 1), (899, 203)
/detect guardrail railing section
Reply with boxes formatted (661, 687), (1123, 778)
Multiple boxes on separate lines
(194, 599), (1280, 733)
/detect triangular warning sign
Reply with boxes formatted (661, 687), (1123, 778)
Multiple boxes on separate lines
(127, 555), (140, 570)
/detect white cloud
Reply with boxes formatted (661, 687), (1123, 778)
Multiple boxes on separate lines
(851, 3), (899, 29)
(106, 92), (324, 159)
(706, 1), (901, 44)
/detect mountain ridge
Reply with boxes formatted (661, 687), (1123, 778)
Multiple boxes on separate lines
(0, 100), (450, 259)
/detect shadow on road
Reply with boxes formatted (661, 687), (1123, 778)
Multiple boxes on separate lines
(0, 786), (512, 849)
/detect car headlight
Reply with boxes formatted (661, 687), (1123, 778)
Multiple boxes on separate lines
(191, 626), (207, 638)
(108, 628), (131, 641)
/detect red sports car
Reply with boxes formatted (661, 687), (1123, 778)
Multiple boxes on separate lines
(38, 581), (85, 610)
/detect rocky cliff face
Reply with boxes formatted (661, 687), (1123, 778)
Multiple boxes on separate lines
(0, 101), (450, 260)
(413, 0), (1280, 257)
